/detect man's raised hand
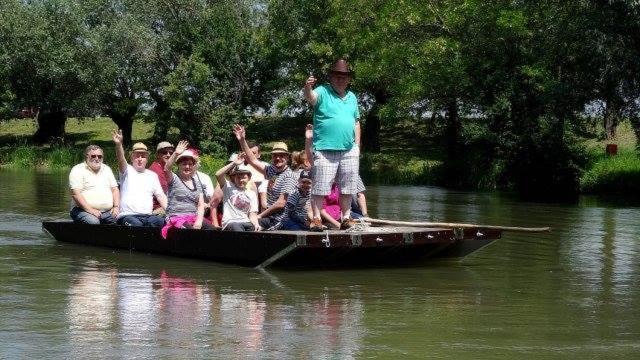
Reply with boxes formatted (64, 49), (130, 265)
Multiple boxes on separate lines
(112, 129), (123, 144)
(233, 124), (246, 141)
(305, 75), (317, 89)
(305, 124), (313, 140)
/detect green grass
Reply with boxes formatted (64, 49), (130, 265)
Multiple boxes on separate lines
(581, 150), (640, 194)
(3, 116), (640, 195)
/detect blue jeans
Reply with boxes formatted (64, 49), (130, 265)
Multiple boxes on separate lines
(70, 207), (116, 225)
(117, 214), (165, 227)
(281, 219), (308, 231)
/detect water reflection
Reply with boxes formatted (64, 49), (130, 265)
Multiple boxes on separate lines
(3, 170), (640, 358)
(64, 261), (365, 358)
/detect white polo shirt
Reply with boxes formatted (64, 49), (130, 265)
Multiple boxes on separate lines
(119, 165), (164, 217)
(69, 162), (118, 211)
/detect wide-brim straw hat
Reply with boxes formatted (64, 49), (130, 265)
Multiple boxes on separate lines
(271, 142), (289, 154)
(131, 142), (149, 154)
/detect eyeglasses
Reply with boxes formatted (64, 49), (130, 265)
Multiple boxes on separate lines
(89, 154), (103, 159)
(159, 150), (173, 155)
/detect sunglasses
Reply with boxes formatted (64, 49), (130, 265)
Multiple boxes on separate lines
(159, 150), (174, 155)
(89, 154), (103, 159)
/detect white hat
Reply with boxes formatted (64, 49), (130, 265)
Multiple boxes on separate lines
(231, 164), (252, 177)
(228, 153), (238, 163)
(176, 149), (198, 163)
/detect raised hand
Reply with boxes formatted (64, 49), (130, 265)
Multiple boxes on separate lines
(305, 75), (317, 89)
(233, 124), (245, 141)
(305, 124), (313, 140)
(234, 152), (246, 165)
(111, 129), (123, 144)
(175, 140), (189, 155)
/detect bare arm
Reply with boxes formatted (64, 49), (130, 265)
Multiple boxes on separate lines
(215, 153), (244, 188)
(112, 129), (127, 174)
(320, 209), (341, 229)
(258, 193), (288, 218)
(156, 192), (168, 210)
(305, 124), (313, 166)
(355, 120), (361, 147)
(110, 187), (120, 218)
(303, 75), (318, 106)
(164, 140), (189, 183)
(193, 194), (205, 229)
(259, 192), (268, 212)
(233, 125), (266, 174)
(249, 212), (261, 231)
(209, 185), (223, 226)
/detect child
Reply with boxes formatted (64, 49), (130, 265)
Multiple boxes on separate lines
(281, 170), (314, 230)
(215, 154), (261, 231)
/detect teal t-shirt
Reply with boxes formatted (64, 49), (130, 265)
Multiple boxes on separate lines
(312, 84), (360, 151)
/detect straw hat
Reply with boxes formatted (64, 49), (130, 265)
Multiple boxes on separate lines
(271, 142), (289, 154)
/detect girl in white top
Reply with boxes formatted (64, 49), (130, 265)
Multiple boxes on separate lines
(215, 153), (261, 232)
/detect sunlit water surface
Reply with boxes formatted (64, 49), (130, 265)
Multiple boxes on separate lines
(1, 170), (639, 358)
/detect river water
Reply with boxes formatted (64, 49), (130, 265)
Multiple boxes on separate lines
(1, 170), (639, 358)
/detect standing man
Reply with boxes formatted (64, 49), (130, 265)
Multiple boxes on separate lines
(149, 141), (174, 213)
(112, 129), (167, 227)
(69, 145), (119, 224)
(303, 58), (361, 230)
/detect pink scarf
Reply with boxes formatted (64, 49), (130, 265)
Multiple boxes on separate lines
(161, 214), (199, 239)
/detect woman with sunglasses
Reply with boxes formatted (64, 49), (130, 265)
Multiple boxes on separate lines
(148, 141), (175, 214)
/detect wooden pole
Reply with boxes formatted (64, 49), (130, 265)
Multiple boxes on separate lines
(365, 218), (551, 233)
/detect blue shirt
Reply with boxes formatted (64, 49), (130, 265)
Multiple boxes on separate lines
(312, 84), (360, 151)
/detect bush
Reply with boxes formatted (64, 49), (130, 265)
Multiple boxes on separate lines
(581, 151), (640, 196)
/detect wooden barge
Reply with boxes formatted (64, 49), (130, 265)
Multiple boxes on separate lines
(42, 221), (501, 269)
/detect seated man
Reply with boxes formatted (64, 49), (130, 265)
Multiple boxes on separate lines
(149, 141), (174, 214)
(69, 144), (119, 224)
(112, 129), (167, 227)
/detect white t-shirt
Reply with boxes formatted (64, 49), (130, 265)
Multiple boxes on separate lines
(69, 162), (118, 211)
(118, 165), (164, 217)
(221, 182), (258, 226)
(196, 171), (214, 200)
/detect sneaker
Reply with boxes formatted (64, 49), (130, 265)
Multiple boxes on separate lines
(340, 218), (356, 230)
(309, 218), (324, 232)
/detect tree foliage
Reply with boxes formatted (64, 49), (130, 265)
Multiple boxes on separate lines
(1, 0), (639, 195)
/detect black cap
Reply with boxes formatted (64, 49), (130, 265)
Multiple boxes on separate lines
(299, 170), (312, 180)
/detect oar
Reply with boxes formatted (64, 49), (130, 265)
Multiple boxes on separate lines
(364, 217), (551, 233)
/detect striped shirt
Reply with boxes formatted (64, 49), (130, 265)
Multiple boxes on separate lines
(265, 165), (297, 222)
(285, 189), (311, 225)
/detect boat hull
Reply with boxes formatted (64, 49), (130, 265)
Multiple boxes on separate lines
(42, 221), (501, 268)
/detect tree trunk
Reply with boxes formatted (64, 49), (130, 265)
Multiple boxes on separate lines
(603, 98), (619, 140)
(111, 112), (135, 147)
(362, 89), (388, 153)
(33, 110), (66, 144)
(443, 99), (462, 187)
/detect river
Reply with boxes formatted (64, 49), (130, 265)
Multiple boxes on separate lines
(1, 170), (639, 358)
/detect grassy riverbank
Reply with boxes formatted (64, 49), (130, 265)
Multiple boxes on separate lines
(1, 117), (639, 196)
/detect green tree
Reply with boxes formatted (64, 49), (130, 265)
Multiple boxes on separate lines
(2, 0), (101, 143)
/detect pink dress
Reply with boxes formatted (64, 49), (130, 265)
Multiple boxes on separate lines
(322, 183), (341, 221)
